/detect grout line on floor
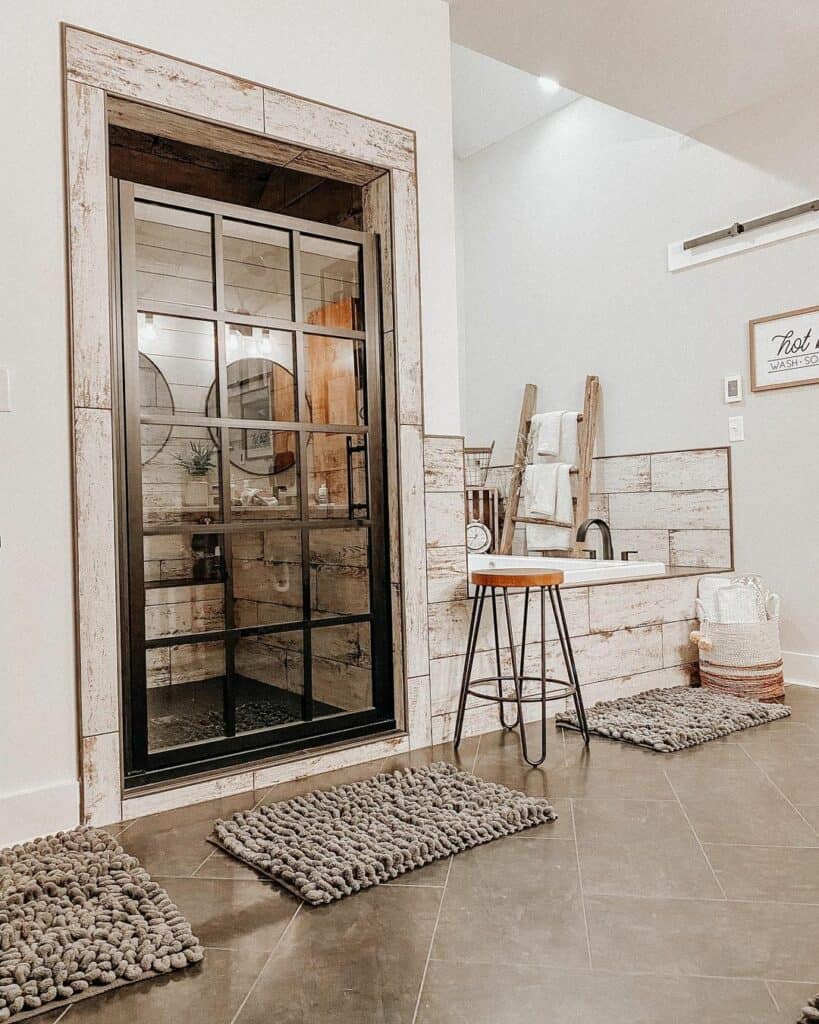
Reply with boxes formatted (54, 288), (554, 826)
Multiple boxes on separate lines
(579, 890), (819, 908)
(424, 956), (819, 986)
(737, 741), (819, 839)
(662, 767), (728, 899)
(191, 849), (217, 877)
(469, 733), (482, 772)
(700, 840), (819, 850)
(410, 855), (453, 1024)
(228, 903), (302, 1024)
(568, 798), (594, 969)
(764, 979), (782, 1013)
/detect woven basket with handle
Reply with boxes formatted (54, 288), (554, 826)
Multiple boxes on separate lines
(690, 618), (784, 702)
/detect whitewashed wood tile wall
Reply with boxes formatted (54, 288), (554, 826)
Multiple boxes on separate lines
(423, 439), (724, 744)
(589, 447), (732, 569)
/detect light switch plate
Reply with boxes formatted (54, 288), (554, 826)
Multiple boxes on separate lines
(728, 415), (744, 442)
(0, 368), (10, 412)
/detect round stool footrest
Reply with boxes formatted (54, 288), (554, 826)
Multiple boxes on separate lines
(466, 675), (577, 703)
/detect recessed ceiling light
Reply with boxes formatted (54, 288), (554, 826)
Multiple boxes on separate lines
(538, 76), (560, 93)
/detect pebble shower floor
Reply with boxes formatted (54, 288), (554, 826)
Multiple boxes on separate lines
(0, 828), (203, 1021)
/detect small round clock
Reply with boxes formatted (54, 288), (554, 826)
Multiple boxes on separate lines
(466, 520), (492, 554)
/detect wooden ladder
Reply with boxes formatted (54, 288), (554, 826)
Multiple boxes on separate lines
(498, 375), (601, 555)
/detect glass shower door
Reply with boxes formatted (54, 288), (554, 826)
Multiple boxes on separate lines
(117, 182), (392, 786)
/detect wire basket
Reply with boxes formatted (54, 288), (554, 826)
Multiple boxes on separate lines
(464, 443), (494, 487)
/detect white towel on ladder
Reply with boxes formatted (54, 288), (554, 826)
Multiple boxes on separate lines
(530, 412), (564, 458)
(530, 411), (580, 466)
(524, 464), (573, 551)
(557, 411), (579, 466)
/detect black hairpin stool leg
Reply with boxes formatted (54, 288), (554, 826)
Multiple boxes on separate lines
(503, 587), (547, 767)
(492, 587), (518, 730)
(454, 585), (485, 751)
(549, 585), (590, 744)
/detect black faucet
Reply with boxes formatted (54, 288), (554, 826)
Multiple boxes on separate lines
(576, 518), (614, 561)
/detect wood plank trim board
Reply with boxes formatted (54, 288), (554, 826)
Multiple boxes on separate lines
(65, 27), (265, 132)
(107, 95), (302, 166)
(64, 25), (425, 823)
(391, 170), (424, 426)
(66, 80), (112, 410)
(74, 409), (120, 738)
(362, 173), (394, 334)
(81, 732), (121, 827)
(407, 675), (433, 749)
(263, 89), (415, 172)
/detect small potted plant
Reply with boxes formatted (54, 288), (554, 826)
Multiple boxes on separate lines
(176, 441), (215, 507)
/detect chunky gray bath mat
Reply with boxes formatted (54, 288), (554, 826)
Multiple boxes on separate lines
(210, 762), (557, 904)
(556, 685), (790, 752)
(0, 828), (203, 1021)
(798, 992), (819, 1023)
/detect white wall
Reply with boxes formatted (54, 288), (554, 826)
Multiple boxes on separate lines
(0, 0), (459, 844)
(457, 96), (818, 678)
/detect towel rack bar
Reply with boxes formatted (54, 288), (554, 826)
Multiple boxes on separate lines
(513, 515), (575, 529)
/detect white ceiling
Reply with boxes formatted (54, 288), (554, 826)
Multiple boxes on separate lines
(448, 0), (819, 135)
(451, 44), (577, 159)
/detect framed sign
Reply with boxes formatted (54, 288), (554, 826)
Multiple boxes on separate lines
(749, 305), (819, 393)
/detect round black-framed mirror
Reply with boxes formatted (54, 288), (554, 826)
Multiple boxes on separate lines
(139, 352), (174, 465)
(206, 356), (297, 478)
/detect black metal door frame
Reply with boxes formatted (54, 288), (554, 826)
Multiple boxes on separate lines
(114, 181), (394, 788)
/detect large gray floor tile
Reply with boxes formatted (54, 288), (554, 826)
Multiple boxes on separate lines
(117, 790), (257, 877)
(477, 720), (567, 767)
(563, 729), (756, 770)
(574, 797), (723, 897)
(586, 893), (819, 981)
(536, 762), (676, 800)
(156, 875), (297, 953)
(732, 718), (817, 752)
(64, 948), (267, 1023)
(741, 743), (819, 809)
(665, 767), (818, 846)
(234, 885), (441, 1024)
(781, 685), (819, 727)
(432, 837), (590, 968)
(382, 735), (482, 773)
(418, 961), (779, 1024)
(705, 844), (819, 903)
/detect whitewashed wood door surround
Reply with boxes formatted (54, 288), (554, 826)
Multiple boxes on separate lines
(64, 25), (427, 824)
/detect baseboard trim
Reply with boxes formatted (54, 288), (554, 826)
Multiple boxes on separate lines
(783, 650), (819, 687)
(0, 779), (80, 847)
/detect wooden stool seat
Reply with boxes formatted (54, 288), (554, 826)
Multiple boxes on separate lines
(470, 568), (564, 589)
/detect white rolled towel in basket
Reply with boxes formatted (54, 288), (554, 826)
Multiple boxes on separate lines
(690, 575), (784, 701)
